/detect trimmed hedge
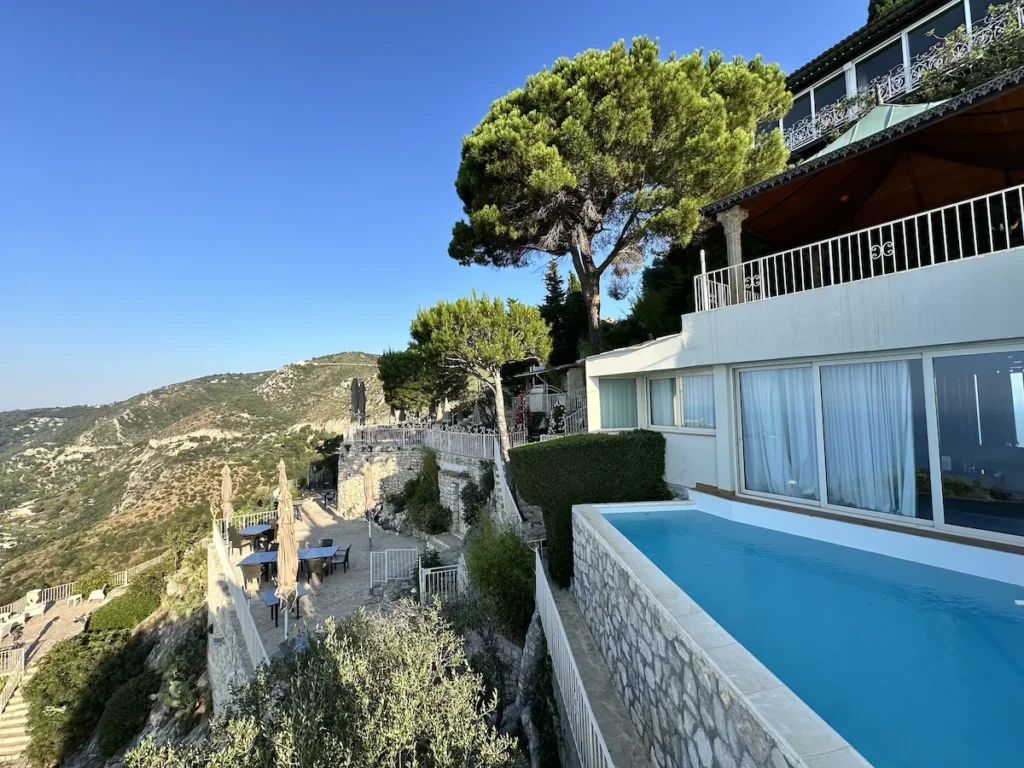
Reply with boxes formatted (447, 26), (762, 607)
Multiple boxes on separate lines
(89, 565), (167, 631)
(97, 671), (162, 757)
(510, 430), (672, 586)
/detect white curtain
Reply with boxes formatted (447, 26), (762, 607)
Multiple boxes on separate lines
(821, 361), (917, 517)
(740, 368), (819, 500)
(649, 379), (676, 426)
(600, 378), (638, 429)
(682, 375), (716, 428)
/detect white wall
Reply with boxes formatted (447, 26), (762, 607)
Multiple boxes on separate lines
(663, 432), (717, 489)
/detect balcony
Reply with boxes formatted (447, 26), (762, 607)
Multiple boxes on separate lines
(783, 2), (1024, 153)
(695, 182), (1024, 312)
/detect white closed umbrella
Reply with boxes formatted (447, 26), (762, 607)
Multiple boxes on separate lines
(275, 460), (299, 639)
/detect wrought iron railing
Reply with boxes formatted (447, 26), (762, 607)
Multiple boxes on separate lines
(784, 3), (1024, 152)
(695, 182), (1024, 312)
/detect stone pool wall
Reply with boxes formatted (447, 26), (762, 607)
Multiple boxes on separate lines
(572, 510), (802, 768)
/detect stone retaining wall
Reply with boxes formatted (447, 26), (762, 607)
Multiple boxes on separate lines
(335, 446), (423, 519)
(572, 511), (802, 768)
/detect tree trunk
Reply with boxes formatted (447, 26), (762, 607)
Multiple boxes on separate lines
(493, 370), (512, 463)
(580, 273), (602, 354)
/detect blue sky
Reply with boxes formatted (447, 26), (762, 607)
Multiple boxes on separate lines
(0, 1), (864, 410)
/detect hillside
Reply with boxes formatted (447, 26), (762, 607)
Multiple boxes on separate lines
(0, 352), (388, 603)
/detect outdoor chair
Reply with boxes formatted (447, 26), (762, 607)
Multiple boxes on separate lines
(87, 588), (106, 603)
(306, 558), (326, 584)
(24, 589), (46, 619)
(332, 544), (351, 574)
(228, 527), (249, 557)
(240, 563), (263, 592)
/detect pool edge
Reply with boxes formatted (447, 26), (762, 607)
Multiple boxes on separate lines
(572, 502), (874, 768)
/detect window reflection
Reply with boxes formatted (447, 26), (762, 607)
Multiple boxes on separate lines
(856, 41), (903, 91)
(908, 4), (966, 61)
(934, 351), (1024, 536)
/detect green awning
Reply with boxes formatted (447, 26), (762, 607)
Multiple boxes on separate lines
(811, 102), (947, 160)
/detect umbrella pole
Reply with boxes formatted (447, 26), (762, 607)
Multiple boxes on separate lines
(284, 598), (290, 640)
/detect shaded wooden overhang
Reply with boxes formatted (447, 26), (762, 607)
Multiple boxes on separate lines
(704, 71), (1024, 250)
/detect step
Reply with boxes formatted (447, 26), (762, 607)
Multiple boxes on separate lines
(0, 735), (29, 752)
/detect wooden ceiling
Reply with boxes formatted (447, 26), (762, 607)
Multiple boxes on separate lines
(742, 87), (1024, 248)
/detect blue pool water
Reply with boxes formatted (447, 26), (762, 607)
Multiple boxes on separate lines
(606, 510), (1024, 768)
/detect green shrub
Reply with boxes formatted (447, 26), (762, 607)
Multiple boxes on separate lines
(25, 631), (153, 766)
(402, 450), (452, 534)
(511, 430), (671, 587)
(96, 671), (162, 757)
(89, 565), (167, 631)
(460, 480), (489, 528)
(126, 603), (517, 768)
(76, 565), (114, 595)
(466, 519), (535, 642)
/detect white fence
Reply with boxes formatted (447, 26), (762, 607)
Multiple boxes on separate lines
(509, 429), (528, 448)
(418, 562), (460, 602)
(0, 648), (25, 717)
(211, 520), (270, 670)
(369, 548), (420, 587)
(223, 509), (278, 538)
(783, 3), (1024, 151)
(696, 182), (1024, 312)
(347, 425), (426, 447)
(535, 550), (613, 768)
(424, 429), (497, 459)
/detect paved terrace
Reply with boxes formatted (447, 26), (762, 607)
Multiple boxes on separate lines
(233, 498), (426, 654)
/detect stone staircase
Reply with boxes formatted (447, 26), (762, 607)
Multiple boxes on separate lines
(0, 664), (34, 763)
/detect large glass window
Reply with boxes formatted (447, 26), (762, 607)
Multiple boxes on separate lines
(740, 368), (819, 501)
(908, 4), (966, 61)
(649, 378), (676, 427)
(599, 378), (638, 430)
(783, 93), (812, 129)
(855, 40), (904, 90)
(820, 360), (932, 519)
(970, 0), (996, 26)
(813, 74), (848, 112)
(682, 374), (716, 428)
(934, 351), (1024, 537)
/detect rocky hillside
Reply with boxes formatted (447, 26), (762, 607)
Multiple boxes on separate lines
(0, 352), (388, 603)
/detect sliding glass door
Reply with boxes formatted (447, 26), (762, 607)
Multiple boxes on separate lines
(739, 368), (819, 501)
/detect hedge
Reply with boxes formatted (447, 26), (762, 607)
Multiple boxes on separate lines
(510, 430), (672, 587)
(97, 671), (162, 757)
(89, 565), (167, 631)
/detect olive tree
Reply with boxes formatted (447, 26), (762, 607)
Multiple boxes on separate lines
(449, 36), (790, 352)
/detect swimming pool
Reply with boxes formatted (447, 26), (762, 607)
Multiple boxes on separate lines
(605, 508), (1024, 768)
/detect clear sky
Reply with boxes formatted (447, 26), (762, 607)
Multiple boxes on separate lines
(0, 0), (865, 411)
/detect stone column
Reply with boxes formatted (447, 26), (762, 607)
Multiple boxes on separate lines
(716, 206), (748, 305)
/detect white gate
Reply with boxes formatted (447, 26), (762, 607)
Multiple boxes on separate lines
(369, 549), (420, 587)
(418, 562), (460, 602)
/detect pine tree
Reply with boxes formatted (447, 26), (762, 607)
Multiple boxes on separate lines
(868, 0), (908, 22)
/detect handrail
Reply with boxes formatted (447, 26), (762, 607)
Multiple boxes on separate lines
(695, 182), (1024, 312)
(210, 521), (270, 670)
(0, 648), (25, 717)
(534, 550), (614, 768)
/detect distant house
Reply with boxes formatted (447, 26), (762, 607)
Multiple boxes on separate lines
(585, 68), (1024, 547)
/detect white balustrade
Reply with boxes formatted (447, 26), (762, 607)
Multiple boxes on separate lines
(0, 648), (25, 716)
(696, 182), (1024, 312)
(418, 562), (460, 602)
(347, 425), (426, 447)
(535, 550), (614, 768)
(369, 548), (420, 587)
(211, 520), (270, 670)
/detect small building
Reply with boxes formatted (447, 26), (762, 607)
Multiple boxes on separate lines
(584, 69), (1024, 548)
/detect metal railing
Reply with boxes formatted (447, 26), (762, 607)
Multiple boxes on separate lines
(369, 548), (420, 587)
(424, 429), (496, 459)
(0, 649), (25, 717)
(535, 550), (613, 768)
(509, 429), (529, 448)
(493, 439), (524, 530)
(211, 520), (270, 670)
(111, 555), (166, 588)
(695, 182), (1024, 312)
(418, 561), (460, 602)
(223, 509), (278, 539)
(346, 425), (426, 447)
(565, 407), (588, 435)
(783, 3), (1024, 152)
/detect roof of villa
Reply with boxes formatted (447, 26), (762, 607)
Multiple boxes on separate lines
(701, 67), (1024, 247)
(787, 0), (954, 93)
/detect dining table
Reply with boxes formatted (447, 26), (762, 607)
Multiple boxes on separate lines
(260, 583), (309, 627)
(239, 523), (273, 550)
(239, 545), (341, 582)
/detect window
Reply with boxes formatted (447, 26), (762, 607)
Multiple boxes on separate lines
(599, 378), (638, 430)
(813, 73), (848, 112)
(970, 0), (995, 25)
(934, 352), (1024, 537)
(740, 368), (819, 501)
(649, 378), (676, 427)
(908, 4), (966, 61)
(820, 360), (931, 519)
(784, 92), (812, 128)
(682, 374), (716, 428)
(855, 40), (903, 90)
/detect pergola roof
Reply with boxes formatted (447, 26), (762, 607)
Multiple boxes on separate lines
(703, 69), (1024, 249)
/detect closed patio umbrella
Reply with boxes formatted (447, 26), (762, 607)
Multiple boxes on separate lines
(275, 460), (299, 638)
(220, 465), (234, 527)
